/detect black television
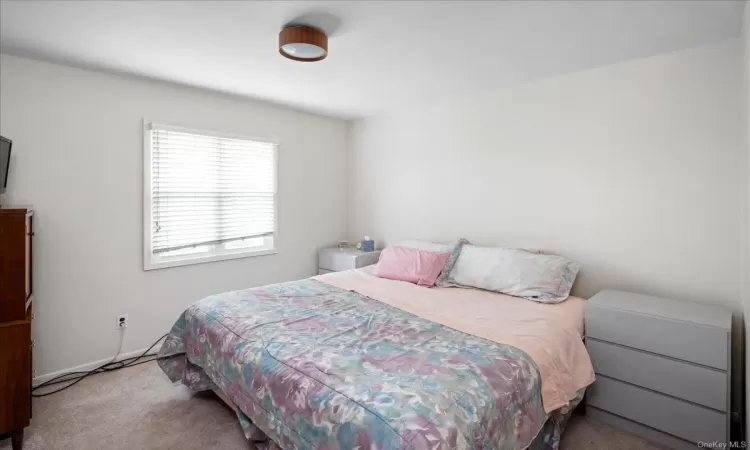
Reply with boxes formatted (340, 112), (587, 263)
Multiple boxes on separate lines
(0, 136), (10, 195)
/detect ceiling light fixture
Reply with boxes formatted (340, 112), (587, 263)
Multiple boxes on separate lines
(279, 26), (328, 62)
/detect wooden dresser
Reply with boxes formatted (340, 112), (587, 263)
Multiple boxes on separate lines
(0, 206), (34, 450)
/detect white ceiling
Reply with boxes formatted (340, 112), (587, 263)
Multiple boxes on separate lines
(0, 1), (744, 119)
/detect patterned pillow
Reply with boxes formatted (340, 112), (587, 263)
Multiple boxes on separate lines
(433, 238), (470, 286)
(438, 244), (580, 303)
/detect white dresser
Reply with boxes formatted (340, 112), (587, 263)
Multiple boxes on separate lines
(318, 247), (381, 274)
(585, 290), (732, 450)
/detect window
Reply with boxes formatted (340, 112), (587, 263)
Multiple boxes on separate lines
(143, 122), (277, 270)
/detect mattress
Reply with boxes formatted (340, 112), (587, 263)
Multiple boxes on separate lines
(157, 271), (592, 450)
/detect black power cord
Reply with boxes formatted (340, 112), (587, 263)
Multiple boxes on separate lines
(32, 334), (169, 397)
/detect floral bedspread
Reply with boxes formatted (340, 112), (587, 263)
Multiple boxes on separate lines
(157, 278), (579, 450)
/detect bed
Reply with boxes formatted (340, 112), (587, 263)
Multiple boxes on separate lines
(157, 267), (594, 450)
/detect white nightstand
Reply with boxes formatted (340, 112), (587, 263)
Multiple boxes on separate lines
(318, 247), (381, 274)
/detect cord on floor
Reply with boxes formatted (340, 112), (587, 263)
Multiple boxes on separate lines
(31, 334), (168, 397)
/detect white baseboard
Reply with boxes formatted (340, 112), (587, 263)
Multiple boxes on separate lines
(33, 347), (152, 386)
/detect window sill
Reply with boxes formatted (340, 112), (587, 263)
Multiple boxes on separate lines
(144, 248), (278, 271)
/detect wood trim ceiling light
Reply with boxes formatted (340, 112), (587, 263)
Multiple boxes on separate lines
(279, 26), (328, 62)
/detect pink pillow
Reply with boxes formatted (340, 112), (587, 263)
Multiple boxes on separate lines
(375, 246), (451, 287)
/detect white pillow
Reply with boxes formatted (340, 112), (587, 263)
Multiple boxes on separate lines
(439, 245), (580, 303)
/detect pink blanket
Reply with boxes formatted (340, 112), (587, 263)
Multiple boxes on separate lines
(314, 268), (594, 413)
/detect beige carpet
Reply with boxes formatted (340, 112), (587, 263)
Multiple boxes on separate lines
(2, 362), (667, 450)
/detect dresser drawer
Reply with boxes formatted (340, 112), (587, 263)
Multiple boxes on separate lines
(319, 251), (350, 271)
(586, 303), (728, 370)
(588, 376), (726, 444)
(0, 318), (32, 434)
(587, 338), (726, 411)
(318, 249), (380, 272)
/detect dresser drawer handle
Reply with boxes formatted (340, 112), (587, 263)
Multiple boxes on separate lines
(31, 312), (35, 321)
(30, 340), (35, 349)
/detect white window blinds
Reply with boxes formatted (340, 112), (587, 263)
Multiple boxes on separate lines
(148, 125), (276, 259)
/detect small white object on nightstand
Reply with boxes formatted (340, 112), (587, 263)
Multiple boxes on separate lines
(318, 247), (381, 275)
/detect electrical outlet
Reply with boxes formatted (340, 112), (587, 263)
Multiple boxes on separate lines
(116, 314), (128, 329)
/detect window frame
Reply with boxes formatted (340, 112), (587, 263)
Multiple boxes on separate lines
(142, 120), (279, 271)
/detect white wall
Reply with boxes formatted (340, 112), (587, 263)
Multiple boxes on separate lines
(742, 0), (750, 436)
(350, 39), (742, 307)
(0, 54), (349, 377)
